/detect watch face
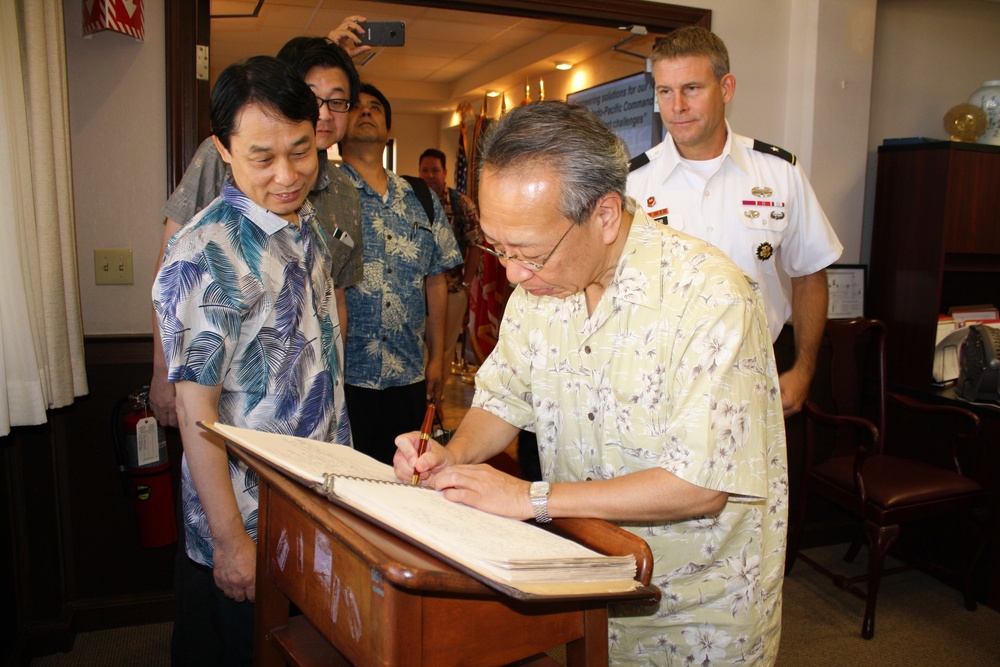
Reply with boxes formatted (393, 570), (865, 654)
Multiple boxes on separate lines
(530, 481), (550, 498)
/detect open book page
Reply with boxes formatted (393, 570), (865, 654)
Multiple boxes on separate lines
(204, 422), (397, 486)
(200, 422), (638, 595)
(330, 477), (637, 592)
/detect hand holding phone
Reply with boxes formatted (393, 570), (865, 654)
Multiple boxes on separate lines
(358, 21), (406, 47)
(328, 15), (370, 57)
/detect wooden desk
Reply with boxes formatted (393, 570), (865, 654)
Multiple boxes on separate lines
(891, 385), (1000, 611)
(238, 449), (659, 666)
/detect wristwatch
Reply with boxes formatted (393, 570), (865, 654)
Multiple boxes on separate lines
(529, 481), (552, 523)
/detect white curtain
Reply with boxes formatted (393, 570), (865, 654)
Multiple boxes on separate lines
(0, 0), (88, 437)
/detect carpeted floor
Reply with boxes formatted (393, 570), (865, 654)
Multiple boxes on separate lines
(777, 544), (1000, 666)
(30, 543), (1000, 666)
(30, 621), (171, 667)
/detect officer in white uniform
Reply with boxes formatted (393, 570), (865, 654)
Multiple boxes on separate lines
(627, 26), (842, 417)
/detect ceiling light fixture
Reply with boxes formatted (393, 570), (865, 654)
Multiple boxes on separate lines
(486, 90), (500, 98)
(555, 61), (573, 71)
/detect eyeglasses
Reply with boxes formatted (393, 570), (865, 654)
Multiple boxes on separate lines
(315, 97), (351, 113)
(473, 222), (576, 272)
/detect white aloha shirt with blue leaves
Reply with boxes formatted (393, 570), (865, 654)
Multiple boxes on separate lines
(339, 165), (462, 388)
(473, 210), (787, 666)
(154, 182), (351, 568)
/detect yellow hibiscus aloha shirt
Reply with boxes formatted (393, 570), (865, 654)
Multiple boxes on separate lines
(473, 209), (787, 666)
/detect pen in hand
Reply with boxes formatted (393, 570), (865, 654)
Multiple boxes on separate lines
(411, 403), (436, 486)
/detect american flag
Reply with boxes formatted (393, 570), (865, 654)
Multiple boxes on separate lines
(455, 123), (469, 195)
(453, 102), (473, 196)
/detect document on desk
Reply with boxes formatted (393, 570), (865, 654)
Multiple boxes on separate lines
(199, 422), (640, 598)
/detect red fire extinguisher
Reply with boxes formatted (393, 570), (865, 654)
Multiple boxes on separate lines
(113, 387), (178, 548)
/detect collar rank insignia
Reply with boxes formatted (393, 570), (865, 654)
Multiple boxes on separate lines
(756, 242), (774, 261)
(647, 196), (656, 207)
(751, 186), (773, 198)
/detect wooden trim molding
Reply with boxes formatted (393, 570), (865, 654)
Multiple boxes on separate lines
(371, 1), (711, 34)
(83, 336), (154, 366)
(165, 0), (211, 192)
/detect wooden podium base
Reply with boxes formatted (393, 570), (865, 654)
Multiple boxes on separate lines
(239, 448), (659, 667)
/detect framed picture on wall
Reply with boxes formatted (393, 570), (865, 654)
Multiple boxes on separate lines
(826, 264), (866, 319)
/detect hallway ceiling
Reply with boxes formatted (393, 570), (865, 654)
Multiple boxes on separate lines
(210, 0), (660, 114)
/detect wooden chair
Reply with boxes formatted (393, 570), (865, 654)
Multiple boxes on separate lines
(785, 317), (989, 639)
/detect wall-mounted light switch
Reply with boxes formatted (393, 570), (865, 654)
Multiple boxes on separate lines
(94, 248), (134, 285)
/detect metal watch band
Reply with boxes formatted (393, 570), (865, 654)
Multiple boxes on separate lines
(529, 481), (552, 523)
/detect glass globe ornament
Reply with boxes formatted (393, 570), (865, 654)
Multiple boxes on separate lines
(943, 103), (988, 142)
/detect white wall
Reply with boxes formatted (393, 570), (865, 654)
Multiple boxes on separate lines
(392, 113), (443, 176)
(860, 0), (1000, 262)
(869, 0), (1000, 146)
(57, 0), (1000, 335)
(63, 0), (166, 336)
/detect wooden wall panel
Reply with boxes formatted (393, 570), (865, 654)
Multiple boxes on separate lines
(0, 337), (179, 661)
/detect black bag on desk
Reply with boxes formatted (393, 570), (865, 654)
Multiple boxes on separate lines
(957, 324), (1000, 403)
(431, 405), (455, 445)
(432, 424), (455, 445)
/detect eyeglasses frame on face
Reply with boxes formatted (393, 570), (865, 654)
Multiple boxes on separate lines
(315, 96), (351, 113)
(473, 219), (577, 272)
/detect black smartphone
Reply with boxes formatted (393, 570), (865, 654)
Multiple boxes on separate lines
(358, 21), (405, 47)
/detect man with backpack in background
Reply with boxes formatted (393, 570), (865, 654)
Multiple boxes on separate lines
(338, 83), (461, 463)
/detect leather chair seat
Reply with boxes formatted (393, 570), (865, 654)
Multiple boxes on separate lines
(787, 318), (987, 639)
(814, 455), (986, 510)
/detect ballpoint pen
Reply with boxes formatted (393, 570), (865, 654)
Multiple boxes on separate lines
(412, 403), (436, 486)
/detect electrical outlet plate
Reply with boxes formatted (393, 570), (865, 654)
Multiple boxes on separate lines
(94, 248), (134, 285)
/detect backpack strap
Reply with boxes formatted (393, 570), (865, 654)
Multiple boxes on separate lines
(401, 175), (436, 224)
(449, 188), (466, 228)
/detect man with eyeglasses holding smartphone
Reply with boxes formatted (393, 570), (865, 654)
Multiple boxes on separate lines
(150, 24), (367, 430)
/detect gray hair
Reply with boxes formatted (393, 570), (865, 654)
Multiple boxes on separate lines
(476, 101), (630, 224)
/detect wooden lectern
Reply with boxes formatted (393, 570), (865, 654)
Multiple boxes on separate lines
(235, 448), (659, 666)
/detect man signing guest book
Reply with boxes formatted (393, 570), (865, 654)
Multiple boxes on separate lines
(394, 101), (788, 666)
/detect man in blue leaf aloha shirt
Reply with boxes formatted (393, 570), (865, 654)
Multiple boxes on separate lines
(150, 32), (365, 430)
(152, 56), (347, 666)
(395, 102), (787, 666)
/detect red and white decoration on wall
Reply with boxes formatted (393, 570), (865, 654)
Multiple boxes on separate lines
(83, 0), (144, 41)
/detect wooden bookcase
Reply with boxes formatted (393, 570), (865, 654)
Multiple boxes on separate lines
(869, 141), (1000, 611)
(869, 141), (1000, 390)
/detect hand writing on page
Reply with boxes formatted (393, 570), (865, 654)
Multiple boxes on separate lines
(394, 430), (453, 486)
